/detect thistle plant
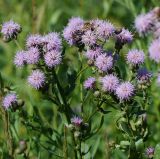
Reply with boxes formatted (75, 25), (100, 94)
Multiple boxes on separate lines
(1, 5), (160, 159)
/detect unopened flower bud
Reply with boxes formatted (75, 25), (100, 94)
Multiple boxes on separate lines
(67, 124), (74, 131)
(87, 59), (94, 66)
(74, 131), (81, 138)
(15, 140), (27, 154)
(94, 91), (100, 97)
(17, 99), (25, 107)
(3, 87), (10, 93)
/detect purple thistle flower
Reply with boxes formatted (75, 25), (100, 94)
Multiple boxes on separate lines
(95, 54), (113, 72)
(63, 26), (75, 45)
(85, 47), (102, 60)
(71, 116), (83, 126)
(82, 30), (97, 46)
(116, 28), (133, 44)
(149, 39), (160, 63)
(25, 47), (40, 64)
(92, 19), (104, 28)
(1, 20), (21, 41)
(14, 50), (26, 67)
(44, 50), (62, 68)
(115, 82), (134, 101)
(84, 77), (96, 89)
(68, 17), (84, 27)
(28, 70), (45, 89)
(126, 49), (145, 65)
(135, 13), (154, 36)
(146, 147), (154, 158)
(96, 20), (115, 39)
(137, 68), (152, 81)
(63, 17), (84, 45)
(154, 22), (160, 39)
(2, 93), (17, 109)
(26, 34), (43, 48)
(43, 32), (62, 52)
(100, 74), (119, 92)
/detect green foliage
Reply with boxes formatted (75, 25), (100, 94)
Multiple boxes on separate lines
(0, 0), (160, 159)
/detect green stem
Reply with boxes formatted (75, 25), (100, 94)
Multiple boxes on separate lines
(63, 126), (68, 159)
(52, 70), (78, 159)
(14, 40), (21, 50)
(52, 69), (72, 122)
(2, 109), (14, 158)
(11, 124), (19, 142)
(76, 65), (88, 80)
(78, 140), (82, 159)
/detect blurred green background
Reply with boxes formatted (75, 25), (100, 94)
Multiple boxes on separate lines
(0, 0), (160, 158)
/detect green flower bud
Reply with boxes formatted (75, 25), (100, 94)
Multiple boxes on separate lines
(94, 91), (100, 97)
(15, 140), (27, 154)
(74, 131), (81, 138)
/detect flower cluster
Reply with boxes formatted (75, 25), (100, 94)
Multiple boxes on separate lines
(63, 17), (133, 73)
(62, 17), (150, 102)
(1, 11), (159, 159)
(14, 32), (62, 89)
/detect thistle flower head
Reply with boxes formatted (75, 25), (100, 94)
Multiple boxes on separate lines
(146, 147), (154, 158)
(43, 32), (62, 52)
(95, 54), (113, 72)
(149, 39), (160, 63)
(127, 49), (145, 65)
(115, 82), (134, 101)
(68, 17), (84, 28)
(85, 47), (102, 60)
(116, 28), (133, 44)
(92, 19), (104, 28)
(63, 17), (84, 45)
(135, 13), (154, 36)
(2, 93), (17, 109)
(82, 30), (97, 46)
(25, 47), (40, 64)
(28, 70), (45, 89)
(71, 116), (83, 126)
(63, 26), (75, 45)
(84, 77), (96, 89)
(26, 34), (43, 48)
(153, 22), (160, 39)
(1, 20), (21, 41)
(96, 20), (115, 39)
(137, 68), (152, 81)
(14, 50), (26, 67)
(44, 50), (62, 68)
(100, 74), (119, 92)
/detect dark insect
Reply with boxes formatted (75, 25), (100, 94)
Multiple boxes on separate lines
(72, 30), (84, 46)
(82, 22), (95, 32)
